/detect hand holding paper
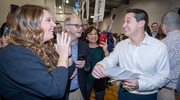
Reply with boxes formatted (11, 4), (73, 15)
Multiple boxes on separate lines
(122, 79), (139, 90)
(106, 66), (141, 81)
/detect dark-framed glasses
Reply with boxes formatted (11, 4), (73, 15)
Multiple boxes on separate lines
(67, 24), (84, 28)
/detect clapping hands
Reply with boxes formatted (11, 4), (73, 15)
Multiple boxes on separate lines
(54, 32), (71, 58)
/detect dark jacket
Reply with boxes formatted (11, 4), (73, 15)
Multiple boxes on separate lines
(66, 40), (92, 100)
(77, 40), (92, 100)
(0, 44), (69, 100)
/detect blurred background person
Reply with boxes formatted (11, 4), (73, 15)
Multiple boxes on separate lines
(79, 19), (90, 42)
(52, 22), (63, 44)
(150, 22), (159, 37)
(117, 33), (126, 43)
(0, 4), (19, 37)
(0, 4), (19, 49)
(155, 25), (166, 40)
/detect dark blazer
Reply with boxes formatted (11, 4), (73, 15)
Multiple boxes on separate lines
(77, 40), (92, 100)
(65, 40), (91, 100)
(0, 44), (69, 100)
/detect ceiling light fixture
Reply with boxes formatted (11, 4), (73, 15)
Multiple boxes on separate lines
(60, 10), (62, 13)
(59, 6), (62, 9)
(90, 16), (94, 18)
(66, 0), (69, 4)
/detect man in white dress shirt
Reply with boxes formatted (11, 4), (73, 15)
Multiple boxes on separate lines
(92, 8), (170, 100)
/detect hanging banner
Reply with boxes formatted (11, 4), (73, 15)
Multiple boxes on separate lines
(81, 1), (85, 19)
(86, 0), (89, 20)
(81, 0), (89, 20)
(93, 0), (106, 23)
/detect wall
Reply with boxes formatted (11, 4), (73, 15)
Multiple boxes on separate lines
(0, 0), (180, 34)
(55, 4), (79, 31)
(45, 0), (56, 20)
(99, 0), (180, 34)
(0, 0), (55, 26)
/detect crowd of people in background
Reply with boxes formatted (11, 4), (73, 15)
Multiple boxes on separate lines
(0, 4), (180, 100)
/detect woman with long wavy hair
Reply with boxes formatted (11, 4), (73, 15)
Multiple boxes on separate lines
(0, 4), (73, 100)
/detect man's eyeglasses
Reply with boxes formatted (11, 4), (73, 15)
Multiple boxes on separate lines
(67, 24), (84, 28)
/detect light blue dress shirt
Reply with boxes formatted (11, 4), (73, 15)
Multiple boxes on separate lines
(69, 40), (79, 91)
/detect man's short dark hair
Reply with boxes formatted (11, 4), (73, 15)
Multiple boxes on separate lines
(126, 8), (149, 31)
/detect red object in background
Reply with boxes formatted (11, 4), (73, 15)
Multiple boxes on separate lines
(99, 33), (107, 45)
